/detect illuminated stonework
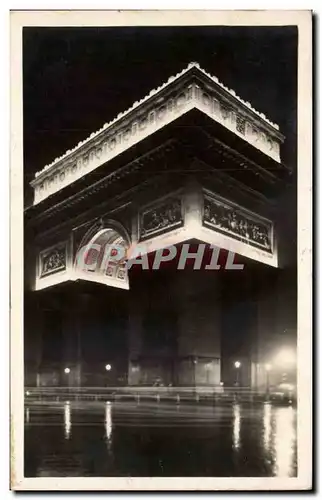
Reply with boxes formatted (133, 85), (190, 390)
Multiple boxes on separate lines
(31, 62), (284, 205)
(40, 244), (67, 277)
(203, 195), (273, 252)
(139, 197), (183, 240)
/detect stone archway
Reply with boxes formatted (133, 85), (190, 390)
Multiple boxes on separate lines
(74, 221), (131, 289)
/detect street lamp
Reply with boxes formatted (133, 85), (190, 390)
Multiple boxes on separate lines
(234, 361), (241, 386)
(105, 364), (112, 372)
(192, 357), (198, 387)
(64, 367), (70, 374)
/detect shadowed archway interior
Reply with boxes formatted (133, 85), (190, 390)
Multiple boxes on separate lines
(74, 226), (130, 289)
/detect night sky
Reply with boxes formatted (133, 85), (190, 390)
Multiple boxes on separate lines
(23, 26), (298, 192)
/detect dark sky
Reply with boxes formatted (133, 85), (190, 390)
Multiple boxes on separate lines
(23, 25), (298, 185)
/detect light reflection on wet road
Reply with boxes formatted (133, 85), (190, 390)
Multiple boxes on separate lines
(24, 401), (297, 477)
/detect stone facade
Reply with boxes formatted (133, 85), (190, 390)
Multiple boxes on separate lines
(24, 62), (296, 389)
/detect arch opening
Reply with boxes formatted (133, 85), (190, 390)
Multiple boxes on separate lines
(74, 226), (130, 290)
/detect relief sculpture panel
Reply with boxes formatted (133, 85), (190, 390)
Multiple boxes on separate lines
(40, 243), (67, 277)
(139, 197), (183, 240)
(203, 195), (272, 252)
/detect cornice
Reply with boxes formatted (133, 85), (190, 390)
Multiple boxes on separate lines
(27, 138), (178, 225)
(30, 62), (285, 206)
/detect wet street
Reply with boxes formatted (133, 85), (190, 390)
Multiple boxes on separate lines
(24, 401), (297, 477)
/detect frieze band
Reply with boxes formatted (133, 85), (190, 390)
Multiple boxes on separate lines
(196, 86), (279, 157)
(34, 86), (194, 202)
(203, 195), (272, 252)
(139, 197), (183, 240)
